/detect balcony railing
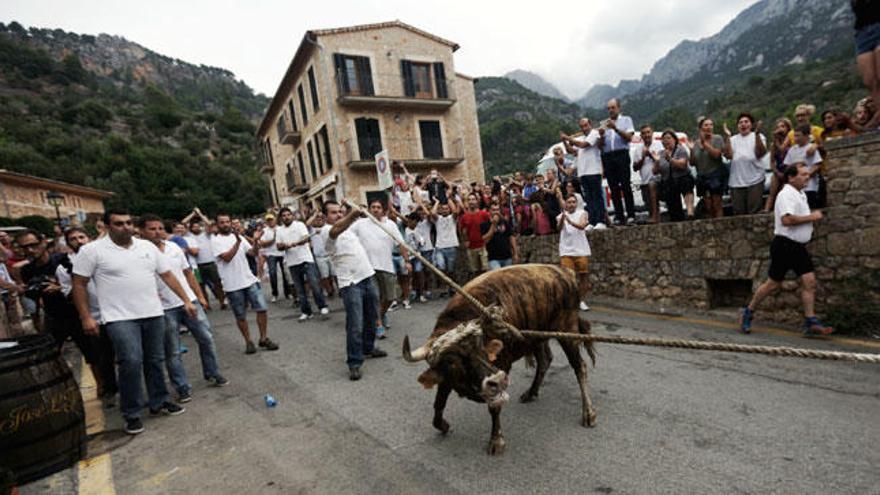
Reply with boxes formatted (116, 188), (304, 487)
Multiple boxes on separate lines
(280, 129), (301, 146)
(335, 70), (456, 111)
(341, 136), (465, 169)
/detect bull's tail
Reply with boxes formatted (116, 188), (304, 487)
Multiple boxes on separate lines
(579, 318), (597, 366)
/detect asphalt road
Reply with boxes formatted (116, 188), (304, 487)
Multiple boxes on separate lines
(21, 291), (880, 494)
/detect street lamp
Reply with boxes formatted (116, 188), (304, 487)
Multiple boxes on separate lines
(46, 190), (63, 226)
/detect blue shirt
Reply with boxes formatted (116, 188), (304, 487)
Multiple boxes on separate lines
(523, 184), (538, 199)
(602, 115), (635, 153)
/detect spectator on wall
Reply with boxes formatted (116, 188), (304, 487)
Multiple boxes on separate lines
(723, 113), (768, 215)
(632, 124), (661, 223)
(765, 118), (793, 212)
(657, 129), (692, 222)
(689, 118), (727, 219)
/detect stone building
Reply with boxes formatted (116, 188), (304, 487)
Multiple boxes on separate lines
(255, 20), (484, 209)
(0, 170), (112, 224)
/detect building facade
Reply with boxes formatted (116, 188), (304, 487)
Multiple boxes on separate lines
(255, 21), (484, 209)
(0, 170), (112, 224)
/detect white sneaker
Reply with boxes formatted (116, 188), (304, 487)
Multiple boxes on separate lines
(403, 299), (411, 310)
(594, 223), (607, 230)
(626, 217), (636, 225)
(579, 301), (590, 311)
(271, 296), (277, 303)
(586, 225), (595, 232)
(319, 307), (329, 316)
(419, 295), (428, 303)
(388, 300), (399, 312)
(298, 313), (313, 321)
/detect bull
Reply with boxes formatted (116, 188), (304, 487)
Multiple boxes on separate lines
(402, 264), (597, 455)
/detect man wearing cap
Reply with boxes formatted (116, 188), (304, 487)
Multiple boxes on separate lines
(259, 213), (292, 303)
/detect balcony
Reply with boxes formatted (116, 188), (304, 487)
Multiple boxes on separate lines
(280, 129), (302, 146)
(335, 71), (455, 112)
(259, 163), (275, 174)
(286, 171), (308, 194)
(342, 137), (464, 169)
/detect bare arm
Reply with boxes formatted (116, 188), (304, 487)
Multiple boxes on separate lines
(329, 208), (362, 240)
(754, 132), (767, 159)
(72, 274), (98, 335)
(217, 235), (241, 263)
(781, 210), (822, 226)
(183, 268), (207, 307)
(159, 271), (197, 316)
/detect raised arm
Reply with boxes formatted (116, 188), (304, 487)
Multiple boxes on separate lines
(217, 234), (241, 263)
(329, 205), (363, 240)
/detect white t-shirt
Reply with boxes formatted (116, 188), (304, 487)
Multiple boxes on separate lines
(415, 218), (434, 251)
(574, 130), (602, 177)
(405, 227), (425, 252)
(323, 228), (375, 288)
(783, 144), (822, 193)
(396, 189), (415, 216)
(434, 214), (459, 249)
(58, 253), (101, 321)
(774, 184), (813, 243)
(310, 225), (331, 258)
(185, 232), (214, 265)
(259, 226), (282, 257)
(210, 233), (259, 292)
(634, 141), (662, 185)
(349, 217), (401, 274)
(276, 221), (314, 266)
(72, 237), (171, 323)
(557, 210), (591, 257)
(728, 133), (767, 188)
(156, 241), (196, 310)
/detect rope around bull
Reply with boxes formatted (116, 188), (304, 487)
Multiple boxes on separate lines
(341, 200), (880, 365)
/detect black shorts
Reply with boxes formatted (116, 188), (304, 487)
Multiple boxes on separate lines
(768, 236), (814, 282)
(696, 167), (727, 196)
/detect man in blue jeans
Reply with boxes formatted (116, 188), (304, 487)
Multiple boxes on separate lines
(321, 200), (387, 381)
(72, 209), (196, 435)
(277, 207), (329, 321)
(139, 214), (229, 403)
(562, 117), (607, 230)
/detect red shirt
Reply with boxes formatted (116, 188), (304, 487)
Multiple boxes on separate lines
(459, 209), (490, 249)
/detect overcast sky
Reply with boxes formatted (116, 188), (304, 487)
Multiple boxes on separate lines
(4, 0), (757, 100)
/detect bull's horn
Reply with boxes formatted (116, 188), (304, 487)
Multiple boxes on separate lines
(402, 335), (428, 362)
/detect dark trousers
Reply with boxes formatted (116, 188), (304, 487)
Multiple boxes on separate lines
(602, 149), (635, 223)
(265, 255), (291, 297)
(579, 174), (607, 226)
(289, 262), (327, 315)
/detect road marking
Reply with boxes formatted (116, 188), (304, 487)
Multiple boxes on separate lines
(76, 358), (117, 495)
(591, 305), (880, 351)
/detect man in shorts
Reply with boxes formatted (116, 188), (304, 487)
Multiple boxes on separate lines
(307, 211), (336, 298)
(739, 164), (833, 336)
(556, 194), (592, 311)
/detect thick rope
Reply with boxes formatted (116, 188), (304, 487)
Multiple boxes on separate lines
(520, 331), (880, 364)
(341, 200), (880, 365)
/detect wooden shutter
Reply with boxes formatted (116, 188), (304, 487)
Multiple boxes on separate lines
(433, 62), (448, 99)
(357, 56), (374, 96)
(401, 60), (415, 97)
(333, 53), (350, 95)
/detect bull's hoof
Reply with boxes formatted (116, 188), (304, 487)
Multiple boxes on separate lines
(433, 418), (450, 435)
(582, 408), (598, 428)
(487, 436), (506, 456)
(519, 390), (538, 403)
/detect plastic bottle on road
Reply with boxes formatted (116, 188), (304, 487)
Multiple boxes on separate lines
(264, 394), (277, 407)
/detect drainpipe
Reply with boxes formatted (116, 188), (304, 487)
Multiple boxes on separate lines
(305, 34), (347, 201)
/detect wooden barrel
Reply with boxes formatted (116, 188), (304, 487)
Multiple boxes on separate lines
(0, 333), (86, 485)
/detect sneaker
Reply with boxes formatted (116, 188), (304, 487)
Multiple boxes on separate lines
(319, 307), (329, 316)
(179, 327), (190, 335)
(349, 367), (362, 381)
(245, 341), (257, 354)
(367, 348), (388, 359)
(259, 338), (279, 351)
(739, 307), (753, 334)
(376, 325), (386, 340)
(178, 391), (192, 404)
(802, 317), (834, 337)
(594, 223), (607, 230)
(271, 295), (277, 303)
(419, 295), (428, 303)
(626, 217), (636, 225)
(403, 299), (412, 310)
(150, 402), (185, 416)
(210, 375), (229, 387)
(388, 300), (399, 312)
(586, 225), (595, 232)
(579, 301), (590, 312)
(298, 313), (313, 322)
(124, 417), (145, 435)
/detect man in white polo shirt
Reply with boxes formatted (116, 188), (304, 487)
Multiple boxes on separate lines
(72, 209), (196, 435)
(322, 200), (387, 381)
(562, 117), (606, 230)
(211, 214), (279, 354)
(276, 207), (328, 321)
(139, 214), (228, 404)
(739, 164), (833, 337)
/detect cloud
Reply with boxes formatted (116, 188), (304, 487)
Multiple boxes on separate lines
(2, 0), (758, 99)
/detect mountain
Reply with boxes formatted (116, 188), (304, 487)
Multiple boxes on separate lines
(576, 79), (640, 109)
(0, 21), (271, 219)
(503, 69), (569, 102)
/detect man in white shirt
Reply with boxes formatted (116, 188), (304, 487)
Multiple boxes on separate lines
(183, 215), (226, 310)
(599, 98), (637, 226)
(140, 215), (228, 401)
(72, 210), (195, 435)
(739, 165), (832, 337)
(562, 117), (607, 230)
(430, 199), (460, 297)
(783, 123), (824, 209)
(211, 214), (279, 354)
(322, 200), (387, 381)
(276, 207), (329, 321)
(557, 194), (592, 311)
(632, 124), (662, 224)
(259, 213), (292, 303)
(306, 211), (336, 298)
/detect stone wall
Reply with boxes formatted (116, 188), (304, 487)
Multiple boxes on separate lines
(513, 133), (880, 325)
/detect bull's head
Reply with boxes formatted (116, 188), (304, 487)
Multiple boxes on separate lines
(402, 321), (509, 407)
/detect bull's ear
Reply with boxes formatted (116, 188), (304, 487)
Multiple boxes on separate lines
(417, 369), (443, 389)
(485, 339), (504, 362)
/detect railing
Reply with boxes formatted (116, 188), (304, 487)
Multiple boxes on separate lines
(334, 70), (456, 101)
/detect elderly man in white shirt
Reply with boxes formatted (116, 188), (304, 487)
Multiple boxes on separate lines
(321, 200), (388, 381)
(562, 117), (607, 230)
(739, 164), (832, 337)
(599, 98), (637, 226)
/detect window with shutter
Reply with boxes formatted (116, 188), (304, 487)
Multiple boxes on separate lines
(298, 84), (308, 126)
(297, 151), (307, 184)
(307, 67), (320, 111)
(401, 60), (415, 97)
(333, 54), (373, 97)
(319, 126), (333, 170)
(307, 140), (318, 179)
(355, 117), (382, 160)
(287, 99), (298, 131)
(419, 121), (443, 158)
(433, 62), (448, 99)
